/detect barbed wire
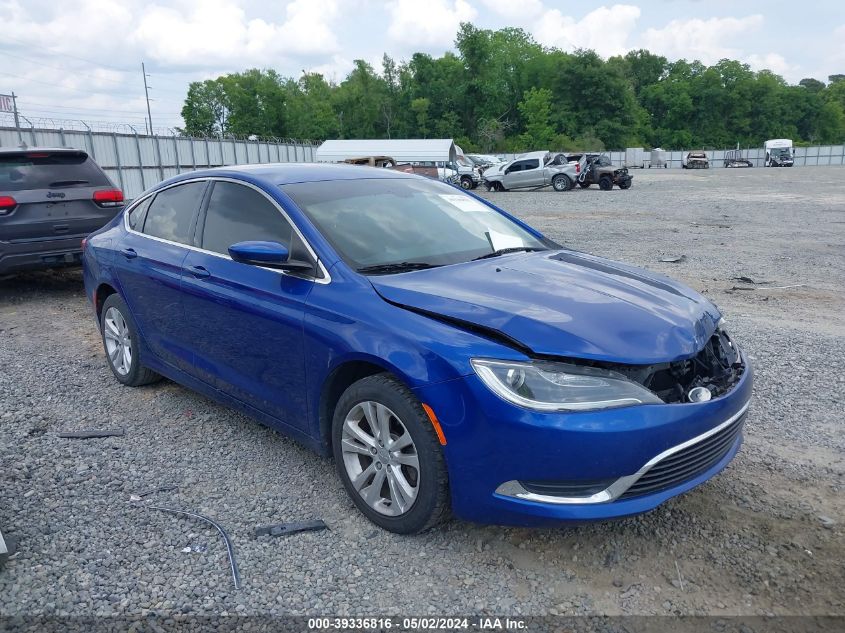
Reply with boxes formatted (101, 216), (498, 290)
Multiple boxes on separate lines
(0, 112), (319, 146)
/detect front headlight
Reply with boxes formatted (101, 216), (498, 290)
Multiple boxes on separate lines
(471, 359), (663, 412)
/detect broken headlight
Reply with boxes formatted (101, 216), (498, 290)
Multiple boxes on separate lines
(471, 359), (663, 412)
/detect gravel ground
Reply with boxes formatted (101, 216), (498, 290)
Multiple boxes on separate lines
(0, 166), (843, 618)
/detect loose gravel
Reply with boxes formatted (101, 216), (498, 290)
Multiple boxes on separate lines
(0, 166), (843, 617)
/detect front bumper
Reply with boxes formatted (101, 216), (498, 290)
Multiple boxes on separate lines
(0, 235), (86, 275)
(414, 358), (752, 526)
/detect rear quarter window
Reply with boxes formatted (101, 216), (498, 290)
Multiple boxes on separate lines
(0, 152), (111, 192)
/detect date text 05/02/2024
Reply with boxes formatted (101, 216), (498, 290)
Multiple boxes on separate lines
(307, 617), (527, 630)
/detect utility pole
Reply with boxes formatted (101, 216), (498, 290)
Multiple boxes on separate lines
(142, 62), (153, 136)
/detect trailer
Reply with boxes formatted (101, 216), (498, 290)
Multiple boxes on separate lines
(648, 148), (668, 168)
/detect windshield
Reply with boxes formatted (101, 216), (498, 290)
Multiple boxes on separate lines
(772, 148), (792, 157)
(282, 178), (547, 272)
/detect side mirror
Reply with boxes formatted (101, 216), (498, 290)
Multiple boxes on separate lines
(228, 241), (313, 272)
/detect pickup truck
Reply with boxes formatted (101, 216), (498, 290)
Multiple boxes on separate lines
(482, 151), (579, 192)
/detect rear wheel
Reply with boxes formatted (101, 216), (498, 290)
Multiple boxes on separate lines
(599, 176), (613, 190)
(100, 294), (161, 387)
(332, 374), (450, 534)
(552, 174), (572, 192)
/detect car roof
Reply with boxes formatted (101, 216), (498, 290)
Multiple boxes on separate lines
(0, 147), (89, 156)
(156, 162), (419, 189)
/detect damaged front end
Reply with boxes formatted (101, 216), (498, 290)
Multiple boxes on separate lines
(603, 327), (744, 404)
(613, 167), (632, 186)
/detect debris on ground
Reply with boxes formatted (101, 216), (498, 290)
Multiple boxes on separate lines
(57, 429), (124, 439)
(659, 255), (686, 263)
(132, 503), (241, 589)
(130, 484), (178, 501)
(255, 520), (328, 538)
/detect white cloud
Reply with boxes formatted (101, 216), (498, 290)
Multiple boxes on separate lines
(131, 0), (340, 65)
(479, 0), (543, 21)
(533, 4), (641, 57)
(641, 15), (764, 66)
(387, 0), (477, 51)
(747, 53), (798, 79)
(308, 55), (355, 83)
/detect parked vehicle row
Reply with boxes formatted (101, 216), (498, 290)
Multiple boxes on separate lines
(483, 151), (633, 192)
(482, 151), (579, 192)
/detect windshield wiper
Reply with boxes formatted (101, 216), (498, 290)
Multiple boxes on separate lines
(48, 179), (89, 187)
(357, 262), (441, 275)
(472, 247), (545, 261)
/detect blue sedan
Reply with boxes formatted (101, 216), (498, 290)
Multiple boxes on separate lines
(82, 164), (752, 533)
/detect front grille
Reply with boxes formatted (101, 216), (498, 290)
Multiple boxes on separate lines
(619, 413), (746, 500)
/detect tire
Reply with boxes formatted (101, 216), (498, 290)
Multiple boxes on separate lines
(332, 374), (450, 534)
(619, 180), (632, 190)
(578, 182), (591, 189)
(100, 294), (161, 387)
(552, 174), (572, 192)
(599, 176), (613, 191)
(459, 176), (473, 190)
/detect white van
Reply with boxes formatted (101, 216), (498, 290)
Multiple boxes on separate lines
(764, 139), (794, 167)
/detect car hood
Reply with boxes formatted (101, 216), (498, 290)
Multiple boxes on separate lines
(370, 250), (722, 364)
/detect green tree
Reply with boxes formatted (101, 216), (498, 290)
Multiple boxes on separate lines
(410, 97), (431, 137)
(517, 88), (555, 148)
(180, 79), (228, 136)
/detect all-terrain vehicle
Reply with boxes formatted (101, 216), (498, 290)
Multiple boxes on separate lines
(569, 154), (633, 190)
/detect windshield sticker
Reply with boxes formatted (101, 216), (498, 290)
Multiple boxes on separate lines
(439, 194), (491, 213)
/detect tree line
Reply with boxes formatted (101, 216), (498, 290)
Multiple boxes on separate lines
(180, 23), (845, 152)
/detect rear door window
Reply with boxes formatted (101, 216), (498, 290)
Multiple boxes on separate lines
(127, 197), (152, 231)
(142, 182), (206, 244)
(200, 182), (292, 255)
(0, 152), (111, 192)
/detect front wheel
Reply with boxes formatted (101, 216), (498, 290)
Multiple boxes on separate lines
(619, 180), (632, 190)
(459, 176), (473, 190)
(552, 174), (572, 192)
(599, 176), (613, 190)
(332, 374), (450, 534)
(100, 294), (161, 387)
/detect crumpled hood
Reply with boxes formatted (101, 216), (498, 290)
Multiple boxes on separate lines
(370, 250), (722, 364)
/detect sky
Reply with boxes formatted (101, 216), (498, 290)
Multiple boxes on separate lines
(1, 0), (844, 133)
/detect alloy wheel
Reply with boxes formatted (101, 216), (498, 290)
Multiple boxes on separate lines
(341, 401), (420, 516)
(103, 306), (132, 376)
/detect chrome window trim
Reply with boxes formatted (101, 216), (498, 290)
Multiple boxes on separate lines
(122, 176), (331, 284)
(495, 398), (751, 505)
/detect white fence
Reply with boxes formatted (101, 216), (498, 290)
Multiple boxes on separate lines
(497, 146), (845, 168)
(1, 124), (318, 200)
(614, 146), (845, 169)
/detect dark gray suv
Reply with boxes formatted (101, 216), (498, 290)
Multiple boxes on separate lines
(0, 148), (124, 275)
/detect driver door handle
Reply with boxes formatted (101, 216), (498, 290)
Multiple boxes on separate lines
(189, 265), (210, 279)
(121, 248), (137, 259)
